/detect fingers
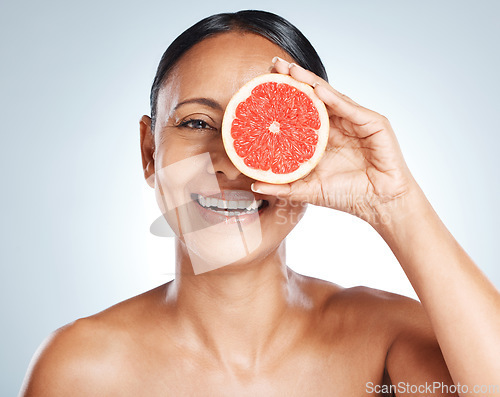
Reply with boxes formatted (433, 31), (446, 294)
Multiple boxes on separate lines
(251, 181), (291, 196)
(315, 84), (374, 128)
(272, 57), (358, 106)
(272, 56), (328, 89)
(251, 179), (311, 202)
(272, 56), (292, 75)
(271, 56), (379, 132)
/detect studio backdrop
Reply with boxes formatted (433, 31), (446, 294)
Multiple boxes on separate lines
(1, 1), (499, 395)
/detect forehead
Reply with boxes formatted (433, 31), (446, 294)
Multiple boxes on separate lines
(156, 32), (293, 123)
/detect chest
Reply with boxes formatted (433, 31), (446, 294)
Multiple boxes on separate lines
(113, 342), (388, 397)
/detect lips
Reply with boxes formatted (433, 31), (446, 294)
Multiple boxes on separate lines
(189, 190), (269, 225)
(190, 190), (267, 216)
(192, 190), (258, 201)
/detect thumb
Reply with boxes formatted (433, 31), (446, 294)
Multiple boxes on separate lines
(252, 179), (328, 208)
(251, 182), (292, 196)
(251, 180), (313, 205)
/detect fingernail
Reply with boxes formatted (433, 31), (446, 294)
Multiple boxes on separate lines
(312, 82), (320, 88)
(288, 63), (297, 69)
(272, 56), (284, 64)
(251, 183), (263, 194)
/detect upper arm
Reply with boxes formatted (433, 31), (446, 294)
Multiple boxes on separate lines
(19, 319), (116, 397)
(385, 302), (458, 397)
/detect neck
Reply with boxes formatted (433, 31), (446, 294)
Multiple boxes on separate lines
(167, 238), (299, 372)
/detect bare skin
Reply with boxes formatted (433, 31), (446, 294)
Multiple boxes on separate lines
(20, 32), (499, 396)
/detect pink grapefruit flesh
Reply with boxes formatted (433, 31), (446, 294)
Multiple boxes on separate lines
(222, 73), (329, 184)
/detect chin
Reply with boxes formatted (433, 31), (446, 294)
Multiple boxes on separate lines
(181, 219), (263, 274)
(177, 209), (305, 276)
(156, 176), (307, 274)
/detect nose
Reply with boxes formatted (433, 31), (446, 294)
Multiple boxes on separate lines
(207, 136), (242, 180)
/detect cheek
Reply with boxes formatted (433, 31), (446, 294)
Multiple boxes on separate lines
(153, 146), (217, 229)
(154, 134), (213, 190)
(157, 133), (208, 166)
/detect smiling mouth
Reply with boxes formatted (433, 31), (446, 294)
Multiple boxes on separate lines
(190, 193), (269, 217)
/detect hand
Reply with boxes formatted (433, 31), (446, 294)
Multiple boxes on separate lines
(252, 57), (418, 225)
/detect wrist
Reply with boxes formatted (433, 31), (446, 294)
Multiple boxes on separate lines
(370, 178), (433, 237)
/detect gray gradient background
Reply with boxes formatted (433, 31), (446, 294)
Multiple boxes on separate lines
(1, 0), (499, 394)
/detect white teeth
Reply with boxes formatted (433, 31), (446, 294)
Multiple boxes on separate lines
(207, 197), (216, 207)
(247, 200), (262, 210)
(194, 194), (264, 215)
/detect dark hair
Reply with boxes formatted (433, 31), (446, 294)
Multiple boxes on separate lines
(149, 10), (328, 133)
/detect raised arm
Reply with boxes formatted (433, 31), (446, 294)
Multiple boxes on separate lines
(373, 174), (500, 392)
(252, 57), (500, 393)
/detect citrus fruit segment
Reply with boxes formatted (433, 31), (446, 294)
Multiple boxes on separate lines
(222, 73), (329, 184)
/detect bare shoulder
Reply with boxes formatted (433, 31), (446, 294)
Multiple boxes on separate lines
(317, 283), (438, 344)
(295, 271), (424, 323)
(326, 284), (429, 327)
(19, 317), (116, 396)
(314, 282), (453, 383)
(19, 284), (167, 397)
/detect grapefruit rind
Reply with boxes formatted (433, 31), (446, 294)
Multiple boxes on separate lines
(221, 73), (330, 184)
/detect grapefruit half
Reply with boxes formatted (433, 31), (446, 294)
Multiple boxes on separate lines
(222, 73), (330, 184)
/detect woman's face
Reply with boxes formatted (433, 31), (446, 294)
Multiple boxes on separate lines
(146, 32), (307, 274)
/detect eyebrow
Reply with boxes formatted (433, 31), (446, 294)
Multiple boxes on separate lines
(173, 97), (223, 112)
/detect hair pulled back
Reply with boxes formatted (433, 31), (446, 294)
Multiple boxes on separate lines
(150, 10), (328, 133)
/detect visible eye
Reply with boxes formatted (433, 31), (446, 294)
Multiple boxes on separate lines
(179, 119), (215, 130)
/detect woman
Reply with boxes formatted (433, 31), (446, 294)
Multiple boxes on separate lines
(20, 10), (500, 396)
